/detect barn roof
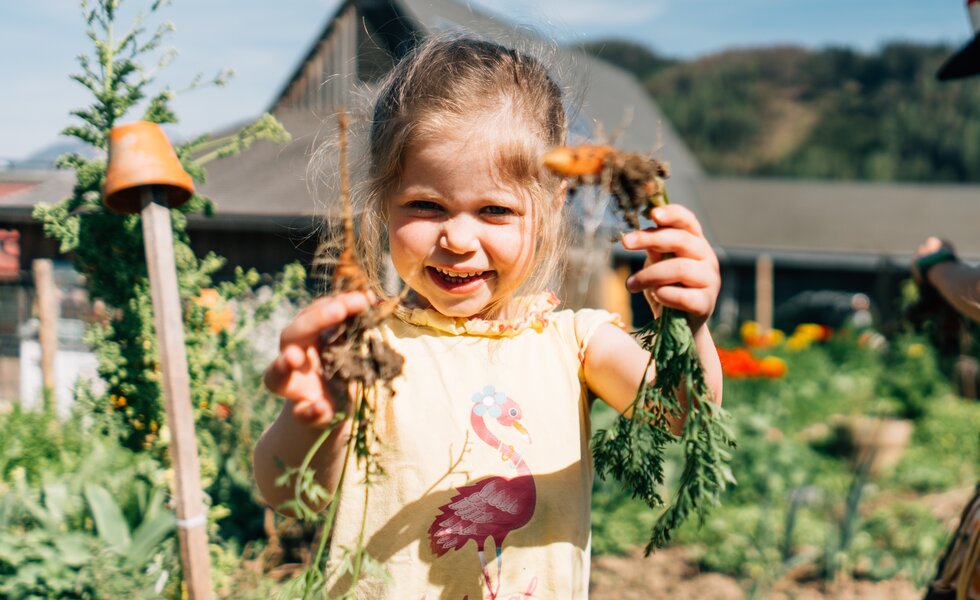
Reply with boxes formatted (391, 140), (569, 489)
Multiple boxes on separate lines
(697, 177), (980, 265)
(0, 169), (74, 223)
(202, 0), (709, 233)
(3, 0), (978, 271)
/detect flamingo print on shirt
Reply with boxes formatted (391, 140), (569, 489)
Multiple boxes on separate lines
(428, 385), (537, 599)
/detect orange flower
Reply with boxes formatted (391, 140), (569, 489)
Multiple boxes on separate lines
(717, 347), (788, 379)
(718, 347), (755, 377)
(193, 288), (234, 333)
(758, 356), (788, 378)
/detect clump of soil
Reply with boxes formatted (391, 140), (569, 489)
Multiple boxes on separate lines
(543, 144), (670, 230)
(317, 109), (404, 478)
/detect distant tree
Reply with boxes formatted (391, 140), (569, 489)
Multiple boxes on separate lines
(584, 39), (980, 182)
(577, 39), (676, 81)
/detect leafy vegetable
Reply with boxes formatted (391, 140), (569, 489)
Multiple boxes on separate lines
(545, 144), (737, 553)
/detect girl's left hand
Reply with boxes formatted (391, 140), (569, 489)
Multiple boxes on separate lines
(620, 204), (720, 332)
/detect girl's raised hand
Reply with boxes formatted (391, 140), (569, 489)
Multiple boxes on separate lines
(620, 204), (721, 332)
(263, 291), (374, 428)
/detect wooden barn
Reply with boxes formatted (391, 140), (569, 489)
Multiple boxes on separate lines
(2, 0), (979, 401)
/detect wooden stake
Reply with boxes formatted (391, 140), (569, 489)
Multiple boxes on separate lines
(32, 258), (57, 409)
(755, 253), (773, 333)
(141, 187), (213, 600)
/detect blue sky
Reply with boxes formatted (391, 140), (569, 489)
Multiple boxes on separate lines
(0, 0), (972, 160)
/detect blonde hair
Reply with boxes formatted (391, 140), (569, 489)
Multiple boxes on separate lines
(313, 34), (570, 318)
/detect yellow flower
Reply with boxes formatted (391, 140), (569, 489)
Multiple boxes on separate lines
(787, 333), (812, 351)
(906, 343), (925, 358)
(740, 320), (759, 342)
(741, 320), (785, 348)
(795, 323), (825, 340)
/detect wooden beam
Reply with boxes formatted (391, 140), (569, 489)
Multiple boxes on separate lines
(141, 188), (213, 600)
(32, 258), (57, 408)
(755, 253), (773, 332)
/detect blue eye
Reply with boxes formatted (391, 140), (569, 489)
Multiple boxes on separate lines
(407, 200), (442, 212)
(508, 408), (518, 417)
(483, 205), (512, 216)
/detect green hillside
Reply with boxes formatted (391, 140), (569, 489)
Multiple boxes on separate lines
(580, 40), (980, 182)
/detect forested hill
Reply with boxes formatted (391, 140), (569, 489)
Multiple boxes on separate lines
(578, 40), (980, 183)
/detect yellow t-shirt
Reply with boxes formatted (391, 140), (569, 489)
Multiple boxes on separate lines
(324, 293), (621, 599)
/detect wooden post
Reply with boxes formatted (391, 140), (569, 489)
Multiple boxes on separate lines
(141, 188), (213, 600)
(32, 259), (57, 409)
(755, 253), (773, 333)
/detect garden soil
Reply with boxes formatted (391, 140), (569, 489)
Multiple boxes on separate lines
(589, 546), (921, 599)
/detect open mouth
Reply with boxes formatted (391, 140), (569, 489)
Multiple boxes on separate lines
(426, 266), (493, 292)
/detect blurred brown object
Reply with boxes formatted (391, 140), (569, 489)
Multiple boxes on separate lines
(905, 280), (979, 399)
(0, 230), (20, 281)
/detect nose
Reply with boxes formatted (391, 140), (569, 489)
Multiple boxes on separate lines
(439, 215), (480, 254)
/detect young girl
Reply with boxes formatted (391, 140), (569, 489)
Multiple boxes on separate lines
(254, 36), (723, 599)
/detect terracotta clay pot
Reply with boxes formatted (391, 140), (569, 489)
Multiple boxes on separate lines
(840, 415), (914, 476)
(103, 121), (194, 214)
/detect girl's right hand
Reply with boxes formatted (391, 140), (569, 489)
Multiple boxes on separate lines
(263, 291), (374, 428)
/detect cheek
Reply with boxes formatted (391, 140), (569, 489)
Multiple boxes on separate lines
(389, 218), (430, 260)
(497, 224), (536, 276)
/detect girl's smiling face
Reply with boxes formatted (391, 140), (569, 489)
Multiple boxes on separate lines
(387, 129), (537, 319)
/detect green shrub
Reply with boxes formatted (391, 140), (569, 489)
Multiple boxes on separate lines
(887, 394), (980, 491)
(852, 500), (949, 585)
(0, 408), (175, 598)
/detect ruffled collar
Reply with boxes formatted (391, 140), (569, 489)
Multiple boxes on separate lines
(393, 291), (560, 338)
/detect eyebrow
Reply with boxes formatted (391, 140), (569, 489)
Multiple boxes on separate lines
(393, 187), (441, 201)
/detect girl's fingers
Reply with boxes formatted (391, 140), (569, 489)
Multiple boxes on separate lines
(652, 285), (716, 318)
(263, 354), (291, 395)
(264, 346), (323, 398)
(279, 291), (372, 349)
(292, 395), (339, 427)
(280, 344), (308, 370)
(626, 257), (718, 293)
(622, 227), (714, 261)
(292, 397), (322, 422)
(649, 204), (704, 237)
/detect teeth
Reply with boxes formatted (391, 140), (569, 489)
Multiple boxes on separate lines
(433, 266), (484, 283)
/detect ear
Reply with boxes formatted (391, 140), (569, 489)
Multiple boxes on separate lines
(551, 179), (568, 208)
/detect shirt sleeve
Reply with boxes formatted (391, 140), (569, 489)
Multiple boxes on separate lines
(572, 308), (625, 366)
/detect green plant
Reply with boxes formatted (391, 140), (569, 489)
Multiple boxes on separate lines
(655, 330), (965, 594)
(589, 403), (663, 555)
(0, 407), (175, 598)
(853, 500), (949, 584)
(32, 0), (292, 453)
(674, 409), (829, 596)
(873, 332), (947, 419)
(27, 0), (311, 560)
(543, 151), (737, 554)
(887, 393), (980, 491)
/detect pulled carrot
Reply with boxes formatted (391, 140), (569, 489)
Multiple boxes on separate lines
(542, 144), (614, 177)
